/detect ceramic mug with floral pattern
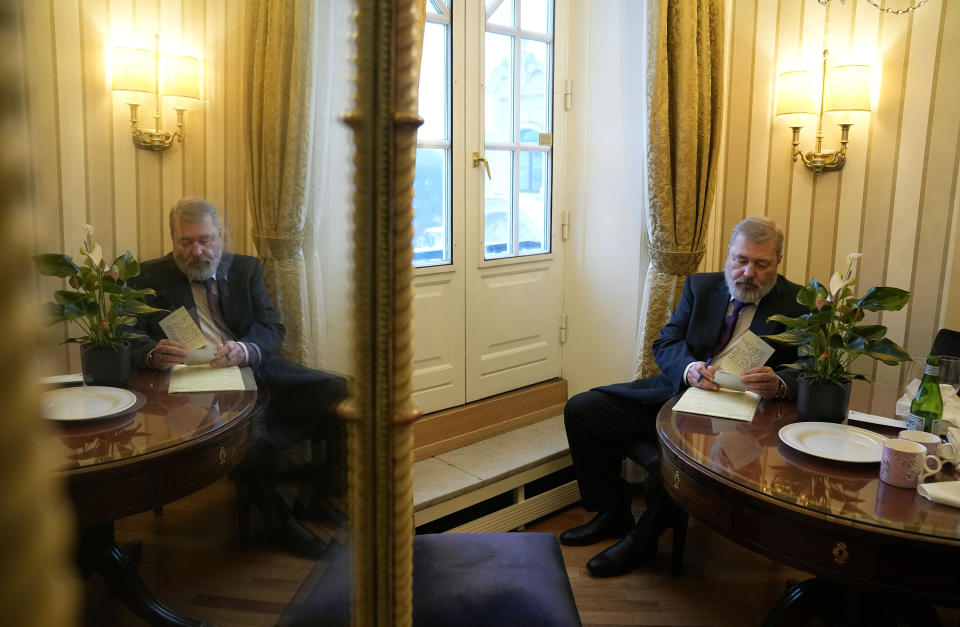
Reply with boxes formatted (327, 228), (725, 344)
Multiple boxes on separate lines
(879, 438), (941, 489)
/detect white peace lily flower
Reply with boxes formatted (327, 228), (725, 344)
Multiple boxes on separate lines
(829, 271), (847, 297)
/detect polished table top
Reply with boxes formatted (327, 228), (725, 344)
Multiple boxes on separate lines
(49, 369), (261, 474)
(658, 383), (960, 544)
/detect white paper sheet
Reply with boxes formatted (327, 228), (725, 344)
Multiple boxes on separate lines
(159, 306), (207, 350)
(672, 386), (760, 422)
(168, 364), (245, 393)
(715, 330), (776, 376)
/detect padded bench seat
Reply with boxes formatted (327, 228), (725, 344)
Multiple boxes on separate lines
(285, 532), (581, 626)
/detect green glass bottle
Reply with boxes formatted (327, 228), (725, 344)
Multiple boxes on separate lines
(906, 355), (943, 434)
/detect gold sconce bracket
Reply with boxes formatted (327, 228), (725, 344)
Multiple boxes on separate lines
(125, 103), (186, 151)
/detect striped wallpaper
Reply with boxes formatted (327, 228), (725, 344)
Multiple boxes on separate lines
(18, 0), (251, 373)
(706, 0), (960, 391)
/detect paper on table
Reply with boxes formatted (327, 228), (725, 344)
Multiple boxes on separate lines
(159, 306), (207, 350)
(917, 481), (960, 509)
(168, 364), (245, 393)
(673, 386), (760, 422)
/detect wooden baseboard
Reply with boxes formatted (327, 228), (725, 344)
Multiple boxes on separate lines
(412, 379), (568, 461)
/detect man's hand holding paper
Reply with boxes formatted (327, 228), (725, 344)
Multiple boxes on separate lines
(154, 306), (224, 368)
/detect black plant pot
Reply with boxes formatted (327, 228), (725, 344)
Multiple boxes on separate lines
(796, 377), (852, 423)
(80, 344), (132, 387)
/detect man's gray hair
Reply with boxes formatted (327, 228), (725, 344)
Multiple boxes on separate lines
(169, 197), (220, 236)
(729, 216), (783, 258)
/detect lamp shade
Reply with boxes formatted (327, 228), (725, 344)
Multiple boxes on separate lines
(112, 47), (154, 93)
(164, 55), (200, 99)
(775, 70), (818, 116)
(824, 64), (871, 112)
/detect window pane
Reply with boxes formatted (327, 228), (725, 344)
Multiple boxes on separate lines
(520, 0), (550, 34)
(413, 148), (450, 266)
(418, 22), (449, 141)
(519, 39), (549, 137)
(487, 0), (513, 27)
(484, 33), (513, 143)
(483, 150), (514, 259)
(518, 151), (548, 255)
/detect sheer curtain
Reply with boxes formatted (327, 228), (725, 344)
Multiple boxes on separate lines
(302, 0), (355, 372)
(562, 0), (648, 394)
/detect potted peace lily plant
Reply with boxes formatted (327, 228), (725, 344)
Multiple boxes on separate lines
(34, 225), (164, 387)
(763, 253), (912, 422)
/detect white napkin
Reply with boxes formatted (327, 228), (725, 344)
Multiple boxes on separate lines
(895, 379), (960, 428)
(917, 481), (960, 509)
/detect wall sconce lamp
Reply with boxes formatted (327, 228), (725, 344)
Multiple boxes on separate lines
(112, 34), (199, 152)
(775, 50), (871, 174)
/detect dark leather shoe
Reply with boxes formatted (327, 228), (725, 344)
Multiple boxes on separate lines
(585, 532), (656, 577)
(559, 510), (634, 546)
(276, 516), (328, 559)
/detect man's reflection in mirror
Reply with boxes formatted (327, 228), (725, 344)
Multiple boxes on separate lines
(131, 197), (348, 559)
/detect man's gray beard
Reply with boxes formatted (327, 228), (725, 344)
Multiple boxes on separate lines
(725, 273), (775, 304)
(175, 252), (221, 281)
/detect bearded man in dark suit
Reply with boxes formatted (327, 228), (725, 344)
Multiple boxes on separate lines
(561, 216), (807, 577)
(132, 197), (346, 559)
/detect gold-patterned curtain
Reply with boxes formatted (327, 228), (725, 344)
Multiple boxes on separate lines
(244, 0), (314, 364)
(634, 0), (725, 379)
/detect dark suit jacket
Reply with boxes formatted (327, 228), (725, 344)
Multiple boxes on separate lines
(130, 252), (285, 365)
(595, 272), (806, 405)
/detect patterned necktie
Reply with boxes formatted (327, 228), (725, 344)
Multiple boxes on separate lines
(714, 299), (746, 355)
(198, 278), (230, 337)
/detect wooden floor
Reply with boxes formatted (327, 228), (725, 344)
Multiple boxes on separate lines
(83, 477), (959, 626)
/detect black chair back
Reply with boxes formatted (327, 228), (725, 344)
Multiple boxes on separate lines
(931, 328), (960, 358)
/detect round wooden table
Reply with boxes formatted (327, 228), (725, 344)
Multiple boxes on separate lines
(50, 369), (265, 627)
(657, 384), (960, 625)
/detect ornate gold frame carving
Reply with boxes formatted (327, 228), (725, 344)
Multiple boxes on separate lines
(345, 0), (423, 624)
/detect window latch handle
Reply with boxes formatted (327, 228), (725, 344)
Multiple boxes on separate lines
(472, 151), (492, 179)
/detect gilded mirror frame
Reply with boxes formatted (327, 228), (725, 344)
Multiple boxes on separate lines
(346, 0), (422, 625)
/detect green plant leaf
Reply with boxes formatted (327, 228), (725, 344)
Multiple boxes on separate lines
(54, 290), (85, 305)
(116, 287), (157, 301)
(766, 313), (803, 329)
(849, 324), (887, 340)
(863, 337), (911, 363)
(857, 286), (911, 312)
(796, 283), (817, 309)
(805, 309), (834, 326)
(763, 329), (812, 345)
(117, 301), (167, 316)
(113, 251), (140, 281)
(33, 254), (80, 278)
(100, 276), (123, 294)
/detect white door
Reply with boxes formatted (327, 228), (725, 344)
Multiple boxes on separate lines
(412, 0), (566, 413)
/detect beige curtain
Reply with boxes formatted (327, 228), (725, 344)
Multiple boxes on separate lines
(634, 0), (725, 378)
(244, 0), (314, 364)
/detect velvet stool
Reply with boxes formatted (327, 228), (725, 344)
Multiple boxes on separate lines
(285, 532), (581, 626)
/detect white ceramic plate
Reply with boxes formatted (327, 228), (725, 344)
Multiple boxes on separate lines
(40, 386), (140, 422)
(778, 422), (886, 463)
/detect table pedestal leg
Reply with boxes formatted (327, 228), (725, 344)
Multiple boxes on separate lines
(762, 578), (942, 627)
(79, 523), (214, 627)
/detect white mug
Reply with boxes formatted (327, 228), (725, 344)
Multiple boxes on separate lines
(879, 438), (942, 489)
(936, 441), (960, 465)
(899, 429), (941, 454)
